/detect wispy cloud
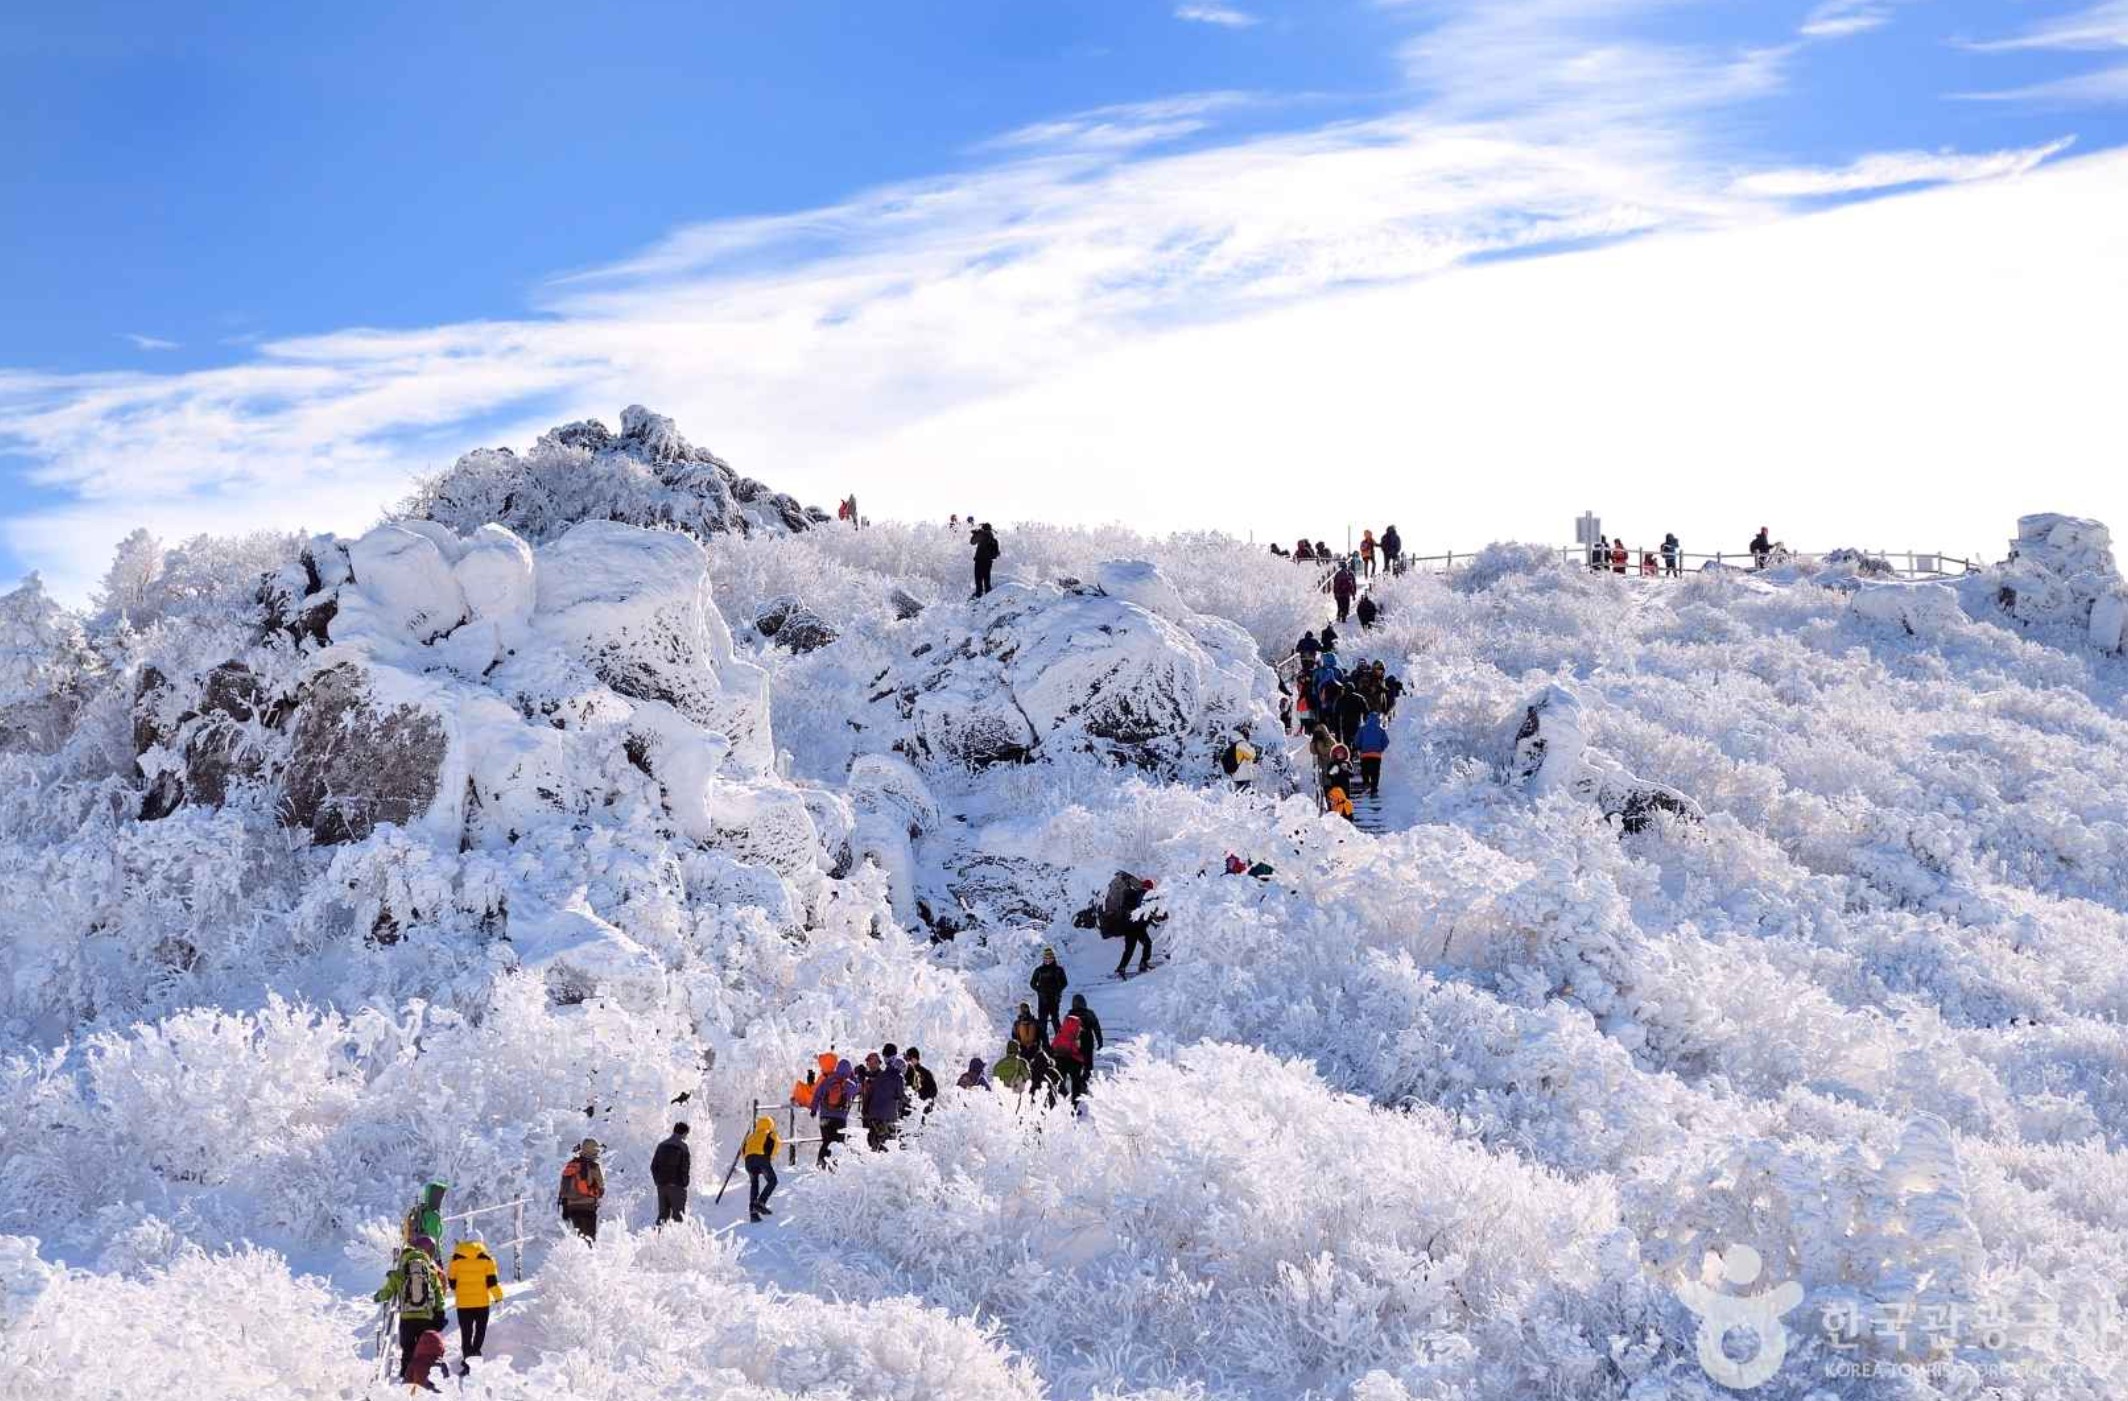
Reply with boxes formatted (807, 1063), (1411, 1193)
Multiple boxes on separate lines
(121, 333), (180, 351)
(1957, 1), (2128, 103)
(1799, 2), (1890, 40)
(1174, 4), (1260, 27)
(1730, 138), (2075, 196)
(3, 0), (2112, 597)
(1961, 1), (2128, 53)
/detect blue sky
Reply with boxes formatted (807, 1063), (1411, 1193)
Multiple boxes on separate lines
(3, 0), (2126, 596)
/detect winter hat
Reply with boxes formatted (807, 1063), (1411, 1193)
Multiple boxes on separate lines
(1141, 877), (1157, 890)
(968, 1056), (986, 1074)
(579, 1139), (602, 1158)
(836, 1058), (852, 1075)
(1071, 993), (1088, 1009)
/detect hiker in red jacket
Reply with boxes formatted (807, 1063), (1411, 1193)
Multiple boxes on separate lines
(1050, 994), (1106, 1103)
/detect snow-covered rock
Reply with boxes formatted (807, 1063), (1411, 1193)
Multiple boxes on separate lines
(1967, 512), (2128, 652)
(407, 405), (830, 545)
(1848, 579), (1964, 637)
(871, 566), (1281, 774)
(1504, 683), (1701, 832)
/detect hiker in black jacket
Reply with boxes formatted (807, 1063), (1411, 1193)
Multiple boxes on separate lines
(650, 1123), (691, 1224)
(1030, 948), (1069, 1039)
(971, 523), (1001, 597)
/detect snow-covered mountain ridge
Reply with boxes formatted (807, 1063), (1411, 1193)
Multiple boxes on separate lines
(4, 414), (2128, 1399)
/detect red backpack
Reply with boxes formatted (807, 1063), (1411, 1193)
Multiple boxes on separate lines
(1051, 1014), (1082, 1060)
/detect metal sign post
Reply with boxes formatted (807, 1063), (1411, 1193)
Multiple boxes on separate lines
(1575, 512), (1601, 547)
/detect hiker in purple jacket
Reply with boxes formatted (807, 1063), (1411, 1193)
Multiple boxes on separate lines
(811, 1058), (859, 1166)
(862, 1048), (907, 1150)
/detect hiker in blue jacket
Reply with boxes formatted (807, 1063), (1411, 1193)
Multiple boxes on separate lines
(1355, 712), (1390, 795)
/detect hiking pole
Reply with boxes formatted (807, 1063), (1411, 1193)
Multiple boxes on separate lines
(713, 1100), (755, 1206)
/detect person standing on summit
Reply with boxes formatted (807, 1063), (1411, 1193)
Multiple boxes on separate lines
(1030, 947), (1069, 1039)
(1380, 525), (1402, 575)
(971, 522), (1001, 598)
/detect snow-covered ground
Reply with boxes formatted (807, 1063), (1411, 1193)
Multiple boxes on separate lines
(4, 412), (2128, 1399)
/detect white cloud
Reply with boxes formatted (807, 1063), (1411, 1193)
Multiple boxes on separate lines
(1729, 137), (2074, 196)
(1174, 4), (1260, 27)
(120, 333), (180, 351)
(4, 2), (2121, 598)
(1962, 1), (2128, 53)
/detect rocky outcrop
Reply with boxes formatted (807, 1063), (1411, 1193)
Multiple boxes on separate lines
(754, 597), (839, 653)
(1505, 684), (1700, 834)
(279, 662), (449, 844)
(1965, 514), (2128, 653)
(869, 561), (1281, 776)
(406, 405), (829, 546)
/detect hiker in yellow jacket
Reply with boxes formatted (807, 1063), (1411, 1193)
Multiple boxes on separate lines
(743, 1116), (780, 1223)
(445, 1241), (504, 1375)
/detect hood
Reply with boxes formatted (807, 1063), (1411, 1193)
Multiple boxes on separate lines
(753, 1116), (775, 1135)
(967, 1057), (986, 1073)
(451, 1241), (487, 1260)
(835, 1058), (853, 1076)
(422, 1181), (448, 1209)
(1071, 994), (1087, 1010)
(816, 1051), (840, 1077)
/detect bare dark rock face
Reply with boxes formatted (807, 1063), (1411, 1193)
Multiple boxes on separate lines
(279, 662), (448, 844)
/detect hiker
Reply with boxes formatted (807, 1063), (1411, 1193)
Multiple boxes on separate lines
(846, 493), (860, 530)
(1336, 684), (1368, 749)
(1661, 532), (1680, 575)
(1295, 539), (1314, 561)
(557, 1140), (605, 1240)
(1052, 994), (1106, 1102)
(1327, 786), (1356, 822)
(1382, 670), (1404, 717)
(1103, 872), (1161, 979)
(862, 1049), (906, 1150)
(1360, 530), (1378, 578)
(904, 1047), (939, 1109)
(1296, 630), (1321, 667)
(374, 1237), (447, 1381)
(1381, 525), (1403, 575)
(1010, 1003), (1053, 1093)
(1590, 536), (1609, 572)
(650, 1122), (691, 1225)
(445, 1239), (504, 1374)
(971, 522), (1001, 598)
(1611, 539), (1628, 575)
(1332, 563), (1358, 622)
(957, 1056), (991, 1090)
(1323, 743), (1354, 803)
(811, 1057), (858, 1165)
(1031, 948), (1069, 1039)
(401, 1181), (447, 1255)
(1750, 527), (1772, 569)
(993, 1042), (1029, 1094)
(1277, 676), (1294, 734)
(1318, 621), (1339, 654)
(1356, 712), (1389, 795)
(742, 1116), (780, 1222)
(1356, 594), (1379, 629)
(1309, 722), (1336, 783)
(1219, 733), (1257, 791)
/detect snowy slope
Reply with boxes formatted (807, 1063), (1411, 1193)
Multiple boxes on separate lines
(4, 486), (2128, 1400)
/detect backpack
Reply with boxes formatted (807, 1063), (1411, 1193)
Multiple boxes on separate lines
(822, 1076), (851, 1113)
(1013, 1017), (1041, 1049)
(1052, 1014), (1083, 1059)
(403, 1254), (436, 1312)
(560, 1158), (599, 1207)
(1218, 743), (1240, 776)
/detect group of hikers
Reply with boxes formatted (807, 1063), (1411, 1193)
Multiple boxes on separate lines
(1276, 525), (1404, 577)
(373, 1183), (506, 1389)
(1588, 527), (1782, 575)
(1287, 625), (1398, 822)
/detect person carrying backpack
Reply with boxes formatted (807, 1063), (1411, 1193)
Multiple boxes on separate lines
(1102, 872), (1160, 979)
(1332, 564), (1357, 622)
(375, 1237), (447, 1381)
(401, 1181), (447, 1255)
(1030, 948), (1069, 1039)
(1296, 630), (1320, 667)
(557, 1140), (605, 1240)
(1380, 525), (1402, 574)
(957, 1056), (990, 1090)
(1356, 712), (1389, 795)
(1356, 594), (1378, 629)
(1750, 527), (1772, 569)
(1229, 734), (1257, 790)
(993, 1041), (1030, 1094)
(1318, 621), (1339, 654)
(445, 1240), (504, 1374)
(811, 1057), (858, 1165)
(650, 1122), (692, 1225)
(1010, 1003), (1053, 1094)
(1051, 993), (1107, 1102)
(1336, 685), (1368, 748)
(742, 1116), (780, 1222)
(1661, 532), (1681, 576)
(971, 523), (1001, 598)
